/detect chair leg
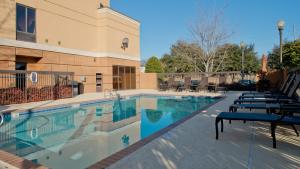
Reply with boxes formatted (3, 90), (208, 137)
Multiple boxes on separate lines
(271, 123), (277, 148)
(291, 124), (299, 137)
(221, 119), (224, 132)
(215, 118), (220, 140)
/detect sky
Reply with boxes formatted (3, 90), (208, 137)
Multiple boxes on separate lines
(111, 0), (300, 61)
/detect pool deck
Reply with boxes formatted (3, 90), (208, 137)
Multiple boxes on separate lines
(106, 91), (300, 169)
(0, 91), (299, 169)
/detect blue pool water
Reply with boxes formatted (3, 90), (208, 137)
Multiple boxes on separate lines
(0, 95), (219, 169)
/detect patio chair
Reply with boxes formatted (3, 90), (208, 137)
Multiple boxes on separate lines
(190, 80), (200, 92)
(167, 77), (175, 90)
(159, 81), (168, 91)
(176, 81), (185, 92)
(197, 77), (208, 92)
(215, 75), (227, 93)
(215, 111), (300, 148)
(184, 77), (192, 91)
(234, 74), (300, 104)
(177, 77), (191, 92)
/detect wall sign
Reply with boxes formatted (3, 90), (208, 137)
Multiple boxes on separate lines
(30, 72), (38, 83)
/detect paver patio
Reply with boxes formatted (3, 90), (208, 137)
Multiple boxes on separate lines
(0, 91), (299, 169)
(107, 91), (300, 169)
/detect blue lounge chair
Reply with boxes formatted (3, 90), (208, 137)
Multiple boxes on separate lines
(240, 73), (296, 99)
(215, 111), (300, 148)
(234, 74), (300, 104)
(241, 73), (295, 97)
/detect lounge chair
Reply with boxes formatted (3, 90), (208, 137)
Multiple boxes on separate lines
(241, 73), (295, 97)
(234, 74), (300, 104)
(215, 111), (300, 148)
(240, 73), (296, 99)
(230, 102), (300, 112)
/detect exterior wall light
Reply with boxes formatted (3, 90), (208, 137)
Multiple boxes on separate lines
(121, 38), (129, 50)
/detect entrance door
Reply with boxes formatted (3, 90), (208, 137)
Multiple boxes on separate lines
(15, 62), (27, 90)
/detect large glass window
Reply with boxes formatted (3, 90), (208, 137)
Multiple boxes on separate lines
(16, 5), (26, 32)
(16, 4), (36, 42)
(113, 65), (136, 90)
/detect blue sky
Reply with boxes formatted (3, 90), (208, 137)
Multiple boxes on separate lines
(111, 0), (300, 61)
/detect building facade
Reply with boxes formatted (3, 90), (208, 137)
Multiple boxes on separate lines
(0, 0), (140, 93)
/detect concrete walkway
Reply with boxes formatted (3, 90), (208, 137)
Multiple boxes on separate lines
(108, 92), (300, 169)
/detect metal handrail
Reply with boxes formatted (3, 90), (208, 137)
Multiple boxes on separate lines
(0, 114), (4, 126)
(104, 89), (120, 98)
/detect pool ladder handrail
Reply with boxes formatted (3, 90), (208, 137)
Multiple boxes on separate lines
(104, 89), (119, 98)
(0, 113), (4, 126)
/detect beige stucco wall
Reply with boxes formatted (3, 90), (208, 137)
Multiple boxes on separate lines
(0, 45), (141, 92)
(97, 9), (140, 58)
(139, 73), (158, 90)
(0, 0), (140, 59)
(0, 46), (15, 70)
(0, 0), (16, 40)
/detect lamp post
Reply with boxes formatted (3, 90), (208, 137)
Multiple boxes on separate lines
(194, 55), (197, 73)
(240, 41), (245, 80)
(277, 20), (285, 65)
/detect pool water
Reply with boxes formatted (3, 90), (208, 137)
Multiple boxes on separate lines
(0, 95), (219, 169)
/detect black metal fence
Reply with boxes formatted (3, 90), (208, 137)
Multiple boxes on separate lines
(0, 70), (74, 105)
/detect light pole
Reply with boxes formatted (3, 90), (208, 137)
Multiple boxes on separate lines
(240, 41), (245, 80)
(194, 55), (197, 73)
(277, 20), (285, 65)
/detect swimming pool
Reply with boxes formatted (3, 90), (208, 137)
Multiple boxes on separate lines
(0, 95), (220, 169)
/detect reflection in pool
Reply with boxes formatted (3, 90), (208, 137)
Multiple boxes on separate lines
(0, 95), (219, 169)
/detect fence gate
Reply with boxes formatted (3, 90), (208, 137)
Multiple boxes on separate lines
(0, 70), (74, 105)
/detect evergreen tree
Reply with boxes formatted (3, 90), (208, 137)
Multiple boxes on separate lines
(145, 56), (164, 73)
(268, 39), (300, 69)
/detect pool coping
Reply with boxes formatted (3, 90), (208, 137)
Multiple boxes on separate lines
(0, 93), (225, 169)
(0, 150), (48, 169)
(87, 96), (226, 169)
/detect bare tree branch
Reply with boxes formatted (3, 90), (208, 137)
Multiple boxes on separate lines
(187, 4), (233, 72)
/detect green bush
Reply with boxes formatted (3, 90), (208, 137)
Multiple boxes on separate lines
(145, 56), (164, 73)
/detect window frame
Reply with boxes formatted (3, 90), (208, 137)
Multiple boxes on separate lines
(16, 3), (36, 42)
(113, 65), (136, 90)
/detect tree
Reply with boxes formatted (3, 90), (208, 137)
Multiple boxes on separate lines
(161, 41), (260, 73)
(160, 41), (202, 73)
(145, 56), (163, 73)
(268, 39), (300, 69)
(188, 6), (233, 72)
(216, 43), (260, 72)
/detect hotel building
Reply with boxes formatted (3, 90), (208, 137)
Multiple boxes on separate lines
(0, 0), (141, 93)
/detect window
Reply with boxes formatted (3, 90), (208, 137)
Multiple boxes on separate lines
(16, 4), (36, 42)
(113, 65), (136, 90)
